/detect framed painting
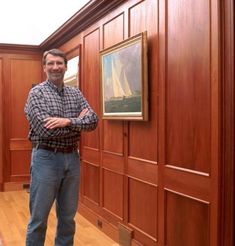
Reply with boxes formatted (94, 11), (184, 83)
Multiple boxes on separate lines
(100, 31), (148, 120)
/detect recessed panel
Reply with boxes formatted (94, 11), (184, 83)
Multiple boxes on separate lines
(165, 190), (209, 246)
(11, 150), (31, 178)
(166, 0), (211, 173)
(103, 169), (123, 218)
(128, 178), (157, 239)
(10, 59), (42, 138)
(103, 120), (124, 154)
(103, 13), (124, 48)
(83, 162), (99, 204)
(83, 30), (100, 149)
(128, 95), (158, 161)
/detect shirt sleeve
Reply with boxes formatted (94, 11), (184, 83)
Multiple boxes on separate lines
(24, 88), (79, 138)
(69, 90), (99, 132)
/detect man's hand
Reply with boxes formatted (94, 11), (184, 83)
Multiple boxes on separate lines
(44, 117), (71, 129)
(44, 109), (90, 129)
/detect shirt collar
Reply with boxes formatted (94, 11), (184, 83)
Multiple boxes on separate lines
(46, 80), (64, 93)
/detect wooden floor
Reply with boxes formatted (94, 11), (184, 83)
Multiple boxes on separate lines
(0, 190), (119, 246)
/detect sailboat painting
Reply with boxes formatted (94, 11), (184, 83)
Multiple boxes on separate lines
(100, 32), (148, 120)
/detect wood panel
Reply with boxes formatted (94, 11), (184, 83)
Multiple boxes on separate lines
(102, 151), (124, 174)
(165, 190), (209, 246)
(0, 1), (233, 245)
(166, 0), (211, 172)
(82, 29), (100, 150)
(101, 10), (127, 226)
(103, 169), (124, 219)
(7, 57), (42, 182)
(159, 0), (220, 246)
(54, 0), (232, 245)
(103, 13), (124, 48)
(0, 53), (42, 187)
(83, 161), (100, 205)
(10, 151), (31, 181)
(126, 1), (158, 245)
(0, 58), (3, 189)
(81, 29), (101, 214)
(164, 167), (210, 201)
(127, 157), (158, 184)
(82, 146), (100, 166)
(220, 0), (235, 245)
(128, 178), (157, 245)
(76, 0), (159, 245)
(10, 59), (41, 138)
(103, 121), (124, 154)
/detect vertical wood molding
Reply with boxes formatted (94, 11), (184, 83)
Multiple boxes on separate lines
(0, 58), (3, 190)
(158, 0), (166, 244)
(220, 0), (234, 245)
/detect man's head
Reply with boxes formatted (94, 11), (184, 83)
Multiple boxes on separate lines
(42, 49), (68, 66)
(43, 49), (68, 85)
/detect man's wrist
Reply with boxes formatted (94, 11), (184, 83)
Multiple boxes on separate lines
(66, 118), (72, 126)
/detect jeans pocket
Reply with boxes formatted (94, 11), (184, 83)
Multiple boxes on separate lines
(35, 148), (55, 160)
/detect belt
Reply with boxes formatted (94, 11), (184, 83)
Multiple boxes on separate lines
(32, 143), (77, 153)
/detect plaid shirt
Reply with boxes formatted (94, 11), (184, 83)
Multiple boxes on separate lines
(24, 80), (98, 148)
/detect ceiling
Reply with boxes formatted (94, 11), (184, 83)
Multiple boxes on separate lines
(0, 0), (91, 45)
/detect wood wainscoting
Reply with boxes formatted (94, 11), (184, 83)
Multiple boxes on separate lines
(0, 0), (233, 245)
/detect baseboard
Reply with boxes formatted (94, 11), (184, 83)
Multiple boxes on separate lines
(78, 203), (119, 243)
(78, 203), (146, 246)
(3, 181), (30, 191)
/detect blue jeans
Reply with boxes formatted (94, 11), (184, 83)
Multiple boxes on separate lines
(26, 148), (80, 246)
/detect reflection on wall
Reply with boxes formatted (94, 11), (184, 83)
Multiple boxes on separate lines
(64, 56), (79, 87)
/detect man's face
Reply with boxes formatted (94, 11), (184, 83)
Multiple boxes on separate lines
(43, 54), (67, 83)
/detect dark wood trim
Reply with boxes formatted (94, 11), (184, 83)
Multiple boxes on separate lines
(40, 0), (128, 50)
(0, 44), (39, 53)
(0, 57), (3, 191)
(220, 0), (234, 245)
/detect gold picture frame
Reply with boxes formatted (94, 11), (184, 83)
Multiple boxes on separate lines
(100, 31), (148, 121)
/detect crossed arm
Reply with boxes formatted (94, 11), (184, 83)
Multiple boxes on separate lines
(25, 89), (98, 138)
(44, 108), (89, 129)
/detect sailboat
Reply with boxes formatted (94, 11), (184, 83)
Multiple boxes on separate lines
(104, 59), (141, 113)
(111, 59), (132, 98)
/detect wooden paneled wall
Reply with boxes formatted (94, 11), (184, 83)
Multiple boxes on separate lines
(59, 0), (228, 245)
(0, 0), (233, 245)
(158, 0), (219, 245)
(0, 49), (43, 190)
(77, 0), (158, 245)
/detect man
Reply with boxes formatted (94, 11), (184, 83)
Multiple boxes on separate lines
(24, 49), (98, 245)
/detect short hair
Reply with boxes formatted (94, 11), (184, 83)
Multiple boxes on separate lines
(42, 49), (68, 66)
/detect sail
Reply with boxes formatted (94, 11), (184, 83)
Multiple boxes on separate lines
(123, 72), (132, 96)
(112, 59), (125, 97)
(111, 59), (132, 98)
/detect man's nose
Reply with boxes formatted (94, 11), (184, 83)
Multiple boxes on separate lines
(52, 63), (60, 69)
